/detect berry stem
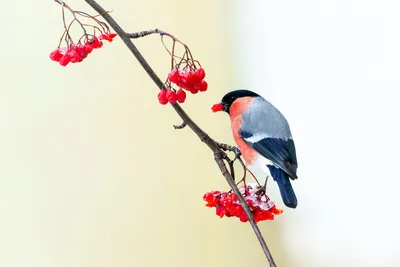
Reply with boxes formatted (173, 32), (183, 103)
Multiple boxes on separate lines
(171, 39), (176, 69)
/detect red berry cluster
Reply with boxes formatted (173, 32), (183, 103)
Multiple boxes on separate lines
(158, 89), (186, 105)
(168, 67), (207, 94)
(50, 33), (117, 66)
(203, 185), (283, 223)
(154, 30), (208, 105)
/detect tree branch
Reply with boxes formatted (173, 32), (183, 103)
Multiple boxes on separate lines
(80, 0), (276, 266)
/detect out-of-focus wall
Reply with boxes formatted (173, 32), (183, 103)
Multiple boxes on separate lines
(233, 0), (400, 266)
(0, 1), (287, 267)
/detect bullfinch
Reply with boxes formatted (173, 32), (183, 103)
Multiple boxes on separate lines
(212, 89), (298, 208)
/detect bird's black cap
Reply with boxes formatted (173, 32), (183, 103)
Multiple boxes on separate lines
(220, 89), (259, 113)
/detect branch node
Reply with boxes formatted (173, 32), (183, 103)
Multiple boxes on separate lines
(213, 150), (223, 162)
(199, 133), (209, 143)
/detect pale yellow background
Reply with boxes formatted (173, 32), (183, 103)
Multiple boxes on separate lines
(2, 0), (400, 267)
(0, 1), (286, 267)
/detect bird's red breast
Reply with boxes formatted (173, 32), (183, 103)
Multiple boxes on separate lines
(229, 97), (258, 165)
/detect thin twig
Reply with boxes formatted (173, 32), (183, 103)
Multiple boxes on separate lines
(217, 143), (241, 181)
(173, 121), (187, 129)
(127, 29), (163, 38)
(74, 1), (277, 266)
(226, 158), (235, 181)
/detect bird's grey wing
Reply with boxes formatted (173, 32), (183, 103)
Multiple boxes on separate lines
(240, 97), (298, 179)
(241, 131), (298, 179)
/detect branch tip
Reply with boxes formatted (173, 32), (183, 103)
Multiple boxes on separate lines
(173, 121), (187, 129)
(127, 28), (165, 39)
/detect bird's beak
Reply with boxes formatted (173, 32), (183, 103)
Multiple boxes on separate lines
(211, 103), (224, 112)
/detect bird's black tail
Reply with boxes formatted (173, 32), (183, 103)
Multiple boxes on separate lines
(267, 165), (297, 208)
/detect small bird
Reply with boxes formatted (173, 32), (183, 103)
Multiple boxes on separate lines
(212, 89), (298, 208)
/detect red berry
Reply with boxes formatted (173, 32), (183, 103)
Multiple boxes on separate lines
(216, 205), (227, 218)
(219, 192), (228, 202)
(68, 47), (82, 63)
(189, 87), (199, 94)
(178, 83), (190, 91)
(191, 82), (200, 91)
(228, 204), (238, 215)
(84, 42), (94, 53)
(168, 69), (180, 83)
(99, 33), (118, 42)
(166, 90), (177, 104)
(176, 89), (186, 103)
(158, 90), (168, 105)
(234, 205), (244, 216)
(199, 80), (208, 92)
(211, 103), (224, 113)
(183, 71), (196, 83)
(88, 37), (103, 49)
(108, 33), (117, 40)
(99, 34), (109, 41)
(254, 209), (274, 222)
(205, 196), (218, 207)
(223, 198), (232, 209)
(180, 76), (189, 84)
(194, 68), (206, 80)
(203, 192), (211, 200)
(210, 190), (220, 196)
(59, 54), (71, 66)
(49, 49), (63, 62)
(76, 45), (88, 59)
(203, 192), (216, 203)
(239, 212), (249, 222)
(264, 210), (275, 220)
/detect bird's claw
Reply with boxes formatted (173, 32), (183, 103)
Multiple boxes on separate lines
(233, 146), (241, 157)
(254, 186), (266, 195)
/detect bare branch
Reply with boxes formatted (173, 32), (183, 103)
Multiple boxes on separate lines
(75, 1), (277, 266)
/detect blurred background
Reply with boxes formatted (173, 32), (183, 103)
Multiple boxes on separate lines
(1, 0), (399, 266)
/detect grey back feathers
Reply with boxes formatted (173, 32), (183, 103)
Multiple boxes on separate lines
(241, 97), (293, 141)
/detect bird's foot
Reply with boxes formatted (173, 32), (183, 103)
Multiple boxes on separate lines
(253, 176), (269, 195)
(253, 186), (266, 195)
